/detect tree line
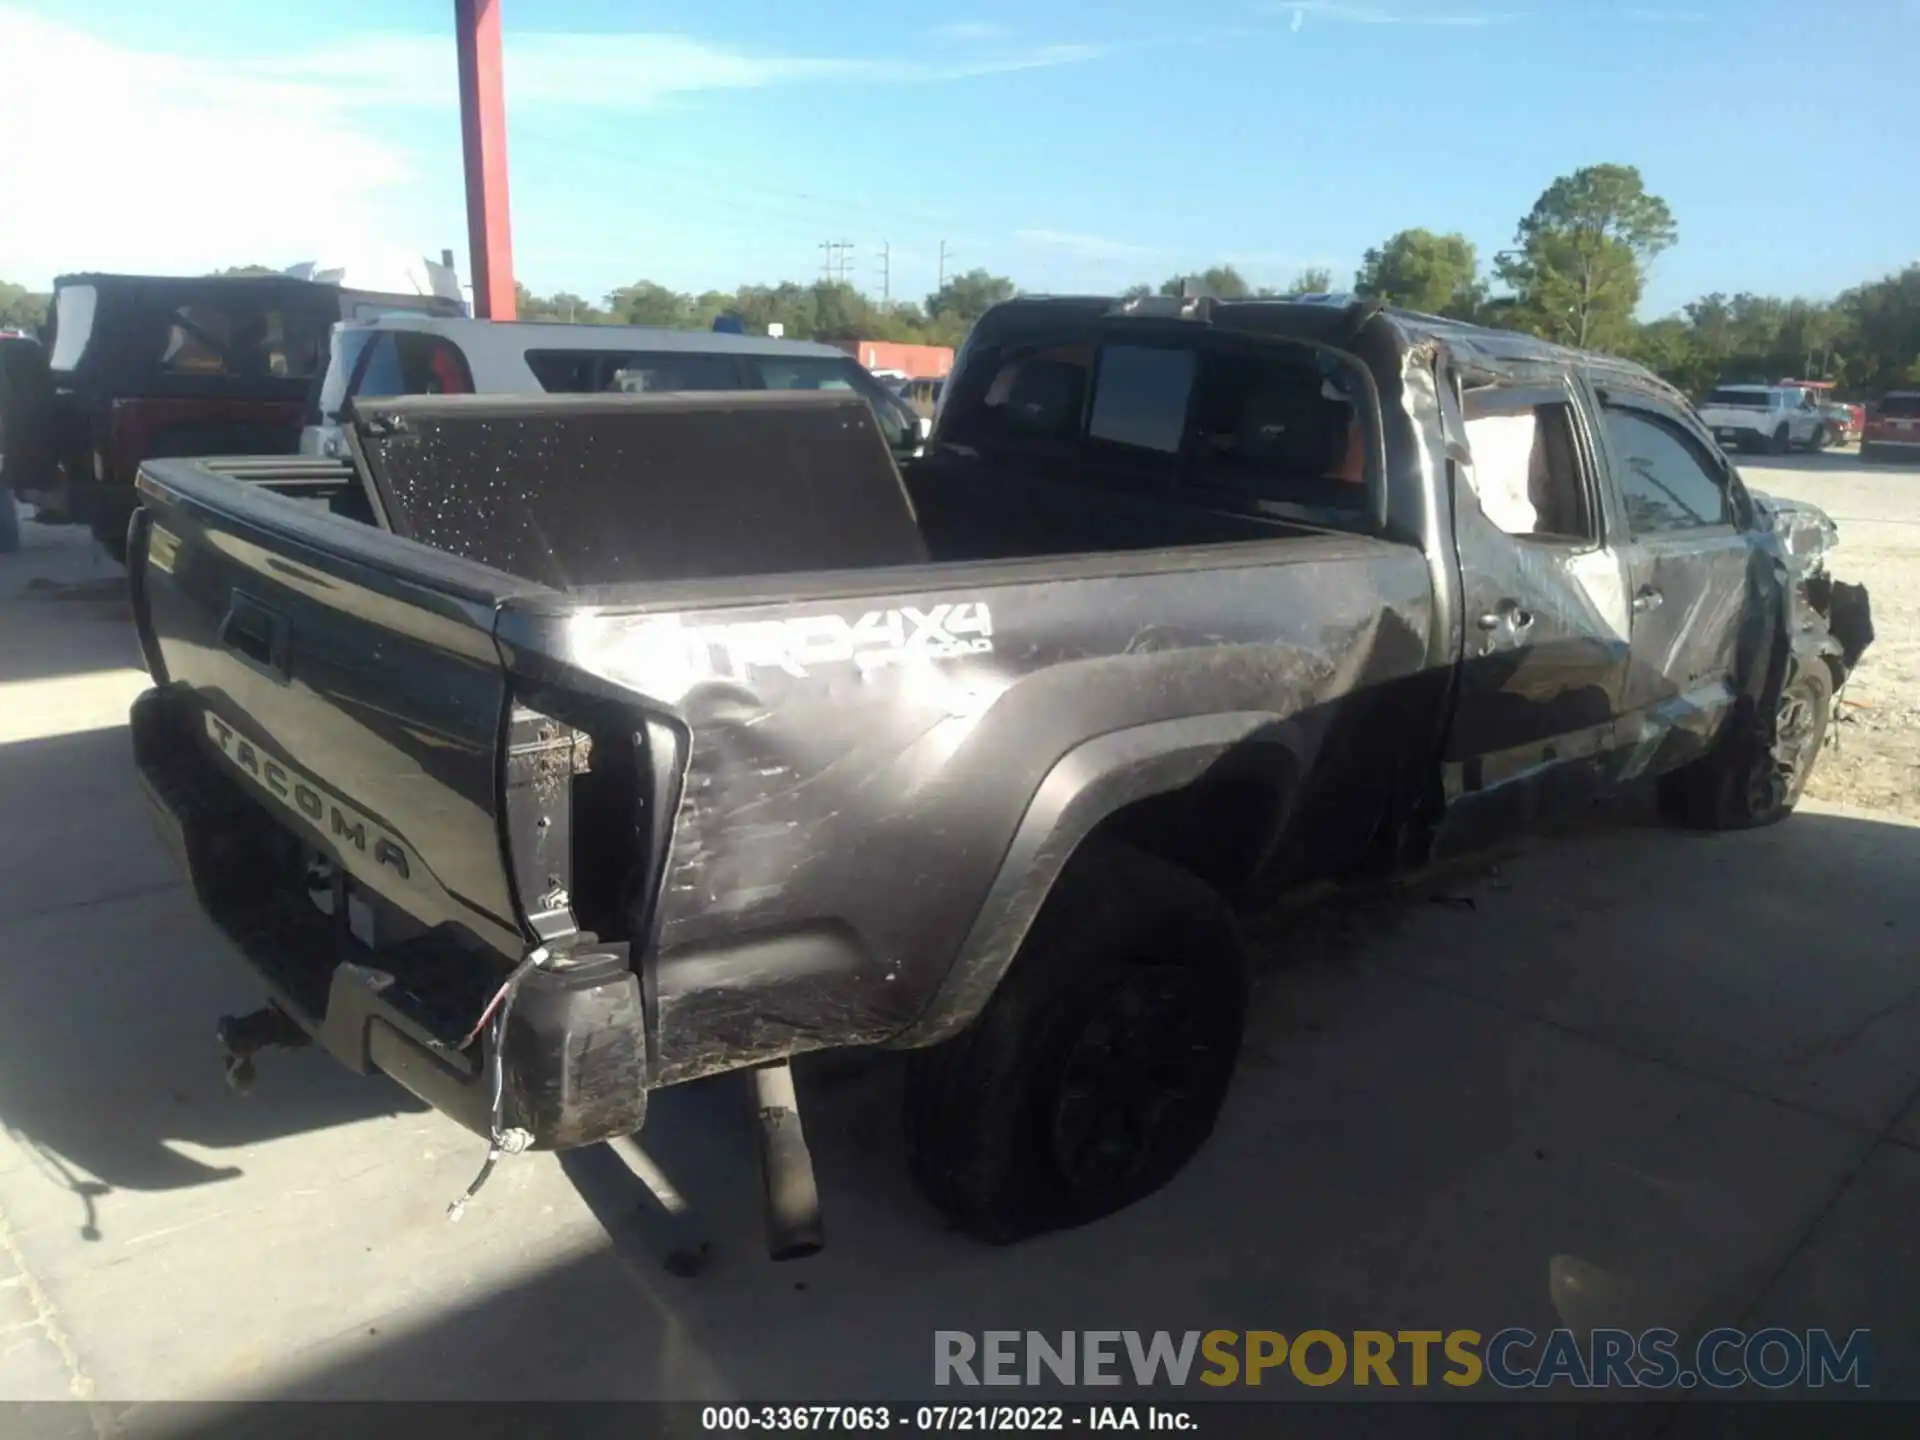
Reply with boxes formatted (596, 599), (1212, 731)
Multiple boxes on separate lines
(4, 163), (1915, 396)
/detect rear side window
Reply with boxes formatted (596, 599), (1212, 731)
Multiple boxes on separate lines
(47, 285), (98, 370)
(1705, 388), (1772, 408)
(528, 349), (746, 394)
(1462, 390), (1592, 542)
(748, 355), (919, 451)
(159, 303), (332, 380)
(1878, 394), (1920, 418)
(351, 332), (474, 401)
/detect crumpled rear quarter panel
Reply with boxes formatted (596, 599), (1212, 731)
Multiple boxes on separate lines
(515, 541), (1436, 1083)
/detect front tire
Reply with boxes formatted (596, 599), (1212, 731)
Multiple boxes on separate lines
(904, 842), (1247, 1243)
(1658, 660), (1832, 830)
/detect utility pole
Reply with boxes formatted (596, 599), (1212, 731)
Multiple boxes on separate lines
(937, 240), (950, 291)
(820, 240), (855, 285)
(879, 240), (891, 305)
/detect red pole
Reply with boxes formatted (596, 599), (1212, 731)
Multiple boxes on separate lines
(455, 0), (516, 319)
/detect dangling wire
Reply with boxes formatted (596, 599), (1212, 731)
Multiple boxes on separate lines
(445, 945), (549, 1221)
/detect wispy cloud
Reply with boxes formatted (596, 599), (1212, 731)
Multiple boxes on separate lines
(1616, 7), (1706, 19)
(0, 5), (1125, 284)
(1015, 229), (1163, 262)
(937, 22), (1014, 41)
(1260, 2), (1506, 27)
(268, 31), (1113, 112)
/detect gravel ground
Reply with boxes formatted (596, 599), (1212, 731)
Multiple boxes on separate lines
(1740, 449), (1920, 819)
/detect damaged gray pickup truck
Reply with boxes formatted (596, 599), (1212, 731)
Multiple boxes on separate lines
(125, 294), (1872, 1249)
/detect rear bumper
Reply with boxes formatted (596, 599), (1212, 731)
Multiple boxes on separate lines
(130, 686), (649, 1148)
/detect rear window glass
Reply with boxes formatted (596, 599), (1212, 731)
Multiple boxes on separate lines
(945, 334), (1374, 510)
(1878, 394), (1920, 418)
(1706, 388), (1772, 408)
(1184, 348), (1370, 511)
(1089, 345), (1196, 454)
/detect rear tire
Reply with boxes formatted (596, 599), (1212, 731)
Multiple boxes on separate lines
(0, 337), (56, 496)
(1812, 424), (1830, 451)
(1657, 659), (1832, 830)
(90, 511), (129, 566)
(903, 841), (1247, 1244)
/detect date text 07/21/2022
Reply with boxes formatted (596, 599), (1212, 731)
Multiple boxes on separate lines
(701, 1404), (1192, 1432)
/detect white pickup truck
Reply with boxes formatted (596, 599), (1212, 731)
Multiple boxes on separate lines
(1697, 384), (1830, 455)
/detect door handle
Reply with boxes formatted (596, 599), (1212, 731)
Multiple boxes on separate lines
(1632, 587), (1664, 614)
(1477, 607), (1535, 633)
(220, 592), (292, 683)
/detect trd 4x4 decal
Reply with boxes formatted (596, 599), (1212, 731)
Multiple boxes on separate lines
(601, 601), (996, 689)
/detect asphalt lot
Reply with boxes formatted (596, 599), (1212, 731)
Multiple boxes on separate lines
(2, 452), (1918, 1429)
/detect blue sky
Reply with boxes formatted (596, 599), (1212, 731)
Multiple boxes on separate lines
(1, 0), (1913, 317)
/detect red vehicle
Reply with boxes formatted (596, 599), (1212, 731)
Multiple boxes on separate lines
(1861, 391), (1920, 464)
(2, 271), (461, 561)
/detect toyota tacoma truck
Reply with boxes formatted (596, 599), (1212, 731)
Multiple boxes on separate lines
(124, 295), (1872, 1248)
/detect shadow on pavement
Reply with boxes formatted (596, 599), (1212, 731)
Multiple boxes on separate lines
(36, 801), (1919, 1422)
(0, 727), (426, 1242)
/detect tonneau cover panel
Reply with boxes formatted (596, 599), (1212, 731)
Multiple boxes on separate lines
(350, 391), (930, 591)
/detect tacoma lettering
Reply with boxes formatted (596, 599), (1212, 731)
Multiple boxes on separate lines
(203, 712), (412, 882)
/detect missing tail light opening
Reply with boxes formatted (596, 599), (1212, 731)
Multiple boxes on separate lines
(502, 697), (657, 950)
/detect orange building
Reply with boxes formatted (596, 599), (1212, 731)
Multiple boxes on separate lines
(832, 339), (953, 380)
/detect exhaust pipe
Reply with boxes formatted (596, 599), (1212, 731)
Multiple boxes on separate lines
(751, 1061), (824, 1261)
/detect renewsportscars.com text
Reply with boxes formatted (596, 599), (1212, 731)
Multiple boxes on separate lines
(934, 1328), (1872, 1391)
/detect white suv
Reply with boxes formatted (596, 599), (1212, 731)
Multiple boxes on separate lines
(302, 314), (928, 462)
(1695, 384), (1829, 455)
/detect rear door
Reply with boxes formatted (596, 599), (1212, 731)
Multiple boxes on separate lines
(1589, 380), (1757, 773)
(1437, 376), (1632, 854)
